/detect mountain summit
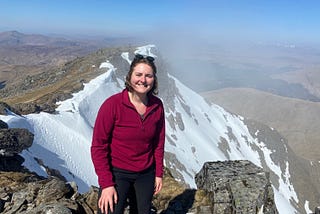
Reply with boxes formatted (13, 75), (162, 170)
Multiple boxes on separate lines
(1, 44), (318, 214)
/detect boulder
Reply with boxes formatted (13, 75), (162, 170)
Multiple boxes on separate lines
(0, 171), (100, 214)
(195, 160), (278, 214)
(0, 120), (8, 129)
(0, 128), (34, 156)
(0, 102), (19, 115)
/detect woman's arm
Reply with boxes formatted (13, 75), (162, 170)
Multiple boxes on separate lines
(91, 100), (116, 189)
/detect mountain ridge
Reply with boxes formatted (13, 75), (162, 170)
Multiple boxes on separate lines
(1, 32), (319, 213)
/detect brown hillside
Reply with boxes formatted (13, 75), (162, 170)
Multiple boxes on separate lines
(0, 46), (134, 114)
(272, 68), (320, 99)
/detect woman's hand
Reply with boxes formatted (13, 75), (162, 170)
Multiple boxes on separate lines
(154, 177), (163, 195)
(99, 186), (118, 214)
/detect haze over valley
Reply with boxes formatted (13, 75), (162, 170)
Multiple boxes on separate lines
(165, 41), (320, 102)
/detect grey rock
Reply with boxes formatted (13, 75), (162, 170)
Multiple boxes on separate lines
(195, 160), (278, 214)
(0, 120), (8, 129)
(0, 102), (18, 115)
(29, 203), (73, 214)
(0, 128), (33, 156)
(0, 172), (95, 214)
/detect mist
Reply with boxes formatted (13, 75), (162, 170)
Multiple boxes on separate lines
(140, 25), (320, 102)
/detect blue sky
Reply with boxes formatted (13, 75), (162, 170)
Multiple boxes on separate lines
(1, 0), (320, 44)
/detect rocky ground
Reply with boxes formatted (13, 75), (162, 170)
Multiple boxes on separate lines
(0, 46), (133, 115)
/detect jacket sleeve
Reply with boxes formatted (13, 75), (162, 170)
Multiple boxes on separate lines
(154, 101), (166, 178)
(91, 99), (115, 189)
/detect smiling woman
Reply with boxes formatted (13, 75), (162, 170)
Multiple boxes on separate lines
(91, 53), (165, 214)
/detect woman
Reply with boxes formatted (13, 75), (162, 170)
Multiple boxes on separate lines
(91, 54), (165, 214)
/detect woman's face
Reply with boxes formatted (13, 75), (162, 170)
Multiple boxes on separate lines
(130, 63), (155, 95)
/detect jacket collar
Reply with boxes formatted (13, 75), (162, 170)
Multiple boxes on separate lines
(121, 89), (159, 111)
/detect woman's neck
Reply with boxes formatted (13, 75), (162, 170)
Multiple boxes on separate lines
(128, 91), (148, 105)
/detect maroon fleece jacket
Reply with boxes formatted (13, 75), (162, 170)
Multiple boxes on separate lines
(91, 89), (165, 189)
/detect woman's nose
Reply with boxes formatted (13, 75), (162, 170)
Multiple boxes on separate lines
(140, 76), (146, 82)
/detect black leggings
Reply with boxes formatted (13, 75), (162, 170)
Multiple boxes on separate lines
(98, 165), (155, 214)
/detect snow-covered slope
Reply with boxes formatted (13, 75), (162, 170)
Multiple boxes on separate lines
(163, 74), (299, 213)
(0, 45), (308, 213)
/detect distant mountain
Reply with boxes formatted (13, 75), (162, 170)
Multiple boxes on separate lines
(0, 31), (138, 47)
(1, 44), (319, 213)
(272, 69), (320, 100)
(0, 30), (101, 66)
(0, 30), (79, 46)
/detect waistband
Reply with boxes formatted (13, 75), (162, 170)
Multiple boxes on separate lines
(112, 163), (155, 174)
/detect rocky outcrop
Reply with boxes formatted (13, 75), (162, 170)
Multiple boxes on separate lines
(195, 160), (278, 214)
(0, 127), (34, 157)
(0, 120), (8, 129)
(11, 102), (57, 114)
(0, 171), (99, 214)
(0, 119), (34, 172)
(0, 102), (18, 116)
